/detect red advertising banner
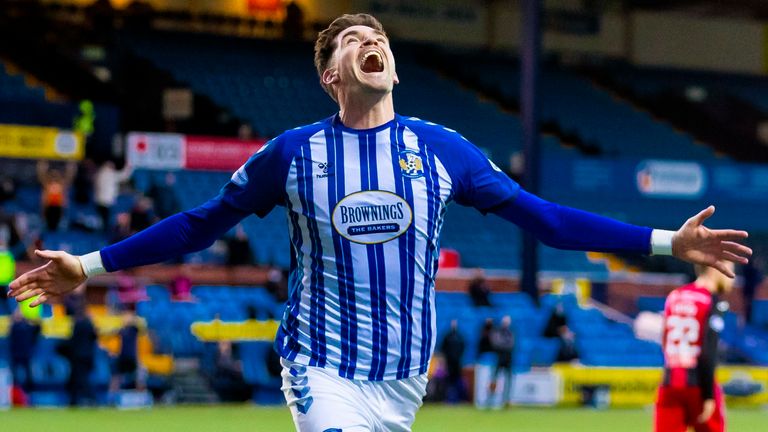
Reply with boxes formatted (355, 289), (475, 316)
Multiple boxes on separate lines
(184, 136), (266, 171)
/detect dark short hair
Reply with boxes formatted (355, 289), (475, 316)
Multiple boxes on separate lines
(314, 13), (385, 100)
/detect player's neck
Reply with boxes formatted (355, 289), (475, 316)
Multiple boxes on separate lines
(693, 275), (717, 293)
(337, 92), (395, 130)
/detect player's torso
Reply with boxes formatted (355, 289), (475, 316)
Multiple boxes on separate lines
(277, 119), (455, 379)
(662, 284), (713, 369)
(284, 122), (453, 286)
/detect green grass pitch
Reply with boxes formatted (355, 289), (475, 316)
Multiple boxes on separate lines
(2, 405), (765, 431)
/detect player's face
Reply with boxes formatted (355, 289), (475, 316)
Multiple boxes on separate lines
(328, 25), (399, 97)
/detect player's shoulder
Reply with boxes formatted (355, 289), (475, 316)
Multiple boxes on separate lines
(277, 116), (333, 143)
(260, 116), (333, 160)
(397, 115), (469, 145)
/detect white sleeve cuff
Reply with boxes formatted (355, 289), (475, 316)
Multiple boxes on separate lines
(78, 251), (106, 277)
(651, 229), (676, 256)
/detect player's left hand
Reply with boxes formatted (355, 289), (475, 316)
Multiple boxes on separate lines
(697, 399), (716, 424)
(672, 206), (751, 278)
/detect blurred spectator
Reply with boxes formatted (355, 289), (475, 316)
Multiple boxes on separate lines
(65, 307), (98, 406)
(743, 259), (764, 324)
(9, 309), (40, 396)
(477, 318), (494, 357)
(543, 301), (577, 362)
(37, 160), (76, 231)
(440, 319), (467, 402)
(94, 160), (133, 231)
(129, 195), (153, 234)
(226, 225), (254, 266)
(113, 311), (141, 391)
(0, 176), (16, 204)
(238, 123), (253, 141)
(283, 1), (305, 41)
(0, 206), (24, 259)
(147, 172), (180, 220)
(73, 159), (96, 205)
(124, 0), (154, 30)
(85, 0), (116, 42)
(63, 283), (87, 318)
(111, 270), (147, 310)
(169, 265), (193, 301)
(468, 269), (492, 307)
(265, 267), (288, 302)
(423, 354), (448, 402)
(211, 341), (250, 402)
(110, 212), (132, 244)
(489, 315), (514, 395)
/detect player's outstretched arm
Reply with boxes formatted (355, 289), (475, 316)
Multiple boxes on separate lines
(491, 191), (751, 277)
(671, 206), (749, 278)
(7, 196), (250, 306)
(7, 249), (86, 307)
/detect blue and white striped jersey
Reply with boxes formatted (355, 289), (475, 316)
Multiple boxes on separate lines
(219, 114), (519, 381)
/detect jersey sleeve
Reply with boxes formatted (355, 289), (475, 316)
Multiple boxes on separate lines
(429, 128), (520, 212)
(218, 134), (294, 217)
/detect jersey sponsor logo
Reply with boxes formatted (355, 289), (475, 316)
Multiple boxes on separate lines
(332, 190), (413, 244)
(398, 150), (424, 179)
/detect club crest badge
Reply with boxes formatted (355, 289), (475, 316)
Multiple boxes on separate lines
(398, 150), (424, 179)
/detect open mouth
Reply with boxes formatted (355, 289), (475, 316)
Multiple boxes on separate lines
(360, 51), (384, 73)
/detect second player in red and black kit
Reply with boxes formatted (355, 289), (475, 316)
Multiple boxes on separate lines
(655, 262), (734, 432)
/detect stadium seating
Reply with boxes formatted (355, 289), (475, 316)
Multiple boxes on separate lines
(442, 52), (716, 160)
(434, 292), (663, 369)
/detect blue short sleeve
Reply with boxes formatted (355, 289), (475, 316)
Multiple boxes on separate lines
(219, 134), (293, 217)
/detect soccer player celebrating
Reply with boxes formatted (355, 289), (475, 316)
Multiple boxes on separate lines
(8, 14), (751, 431)
(655, 262), (733, 432)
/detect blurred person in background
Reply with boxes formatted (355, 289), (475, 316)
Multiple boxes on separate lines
(9, 308), (40, 398)
(147, 172), (180, 221)
(169, 264), (193, 302)
(655, 262), (734, 432)
(211, 340), (250, 402)
(477, 318), (495, 359)
(113, 269), (147, 309)
(439, 319), (466, 402)
(112, 310), (141, 391)
(489, 315), (514, 402)
(110, 212), (132, 244)
(468, 268), (492, 307)
(36, 160), (76, 231)
(0, 176), (17, 204)
(225, 224), (255, 266)
(73, 159), (96, 206)
(264, 267), (288, 303)
(0, 205), (25, 260)
(129, 194), (154, 234)
(543, 300), (577, 362)
(741, 258), (763, 324)
(283, 1), (305, 41)
(63, 300), (98, 406)
(94, 160), (133, 231)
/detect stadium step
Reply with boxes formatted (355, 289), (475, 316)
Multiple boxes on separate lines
(169, 361), (220, 404)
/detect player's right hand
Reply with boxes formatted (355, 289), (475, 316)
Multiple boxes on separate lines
(697, 399), (716, 424)
(6, 250), (87, 307)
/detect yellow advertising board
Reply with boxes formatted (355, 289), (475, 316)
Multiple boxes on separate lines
(190, 319), (280, 341)
(553, 364), (768, 407)
(0, 124), (84, 160)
